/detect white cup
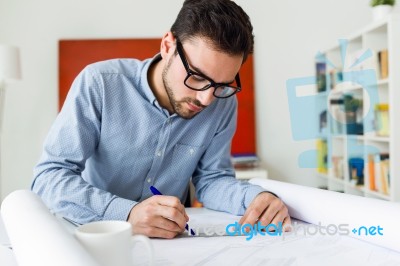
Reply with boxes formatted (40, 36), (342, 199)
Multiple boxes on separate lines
(75, 221), (153, 266)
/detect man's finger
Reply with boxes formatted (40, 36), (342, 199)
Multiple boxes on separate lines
(240, 207), (265, 227)
(153, 195), (184, 209)
(134, 224), (179, 239)
(152, 195), (187, 219)
(154, 204), (187, 230)
(240, 192), (275, 224)
(258, 205), (278, 227)
(268, 211), (288, 231)
(146, 215), (184, 233)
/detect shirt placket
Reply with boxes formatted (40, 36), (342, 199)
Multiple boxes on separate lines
(144, 117), (172, 188)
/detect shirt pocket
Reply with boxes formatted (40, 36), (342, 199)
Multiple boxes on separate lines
(171, 143), (205, 179)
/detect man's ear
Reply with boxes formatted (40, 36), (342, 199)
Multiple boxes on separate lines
(160, 31), (176, 59)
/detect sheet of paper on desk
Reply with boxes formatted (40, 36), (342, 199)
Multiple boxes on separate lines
(0, 245), (18, 266)
(184, 207), (241, 237)
(132, 218), (400, 266)
(130, 194), (400, 266)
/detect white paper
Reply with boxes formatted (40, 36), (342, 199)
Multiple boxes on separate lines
(131, 210), (400, 266)
(2, 185), (400, 266)
(249, 178), (400, 252)
(185, 208), (241, 236)
(0, 245), (18, 266)
(0, 213), (11, 246)
(1, 190), (100, 266)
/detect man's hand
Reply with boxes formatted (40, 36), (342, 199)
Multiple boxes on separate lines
(127, 195), (189, 239)
(239, 192), (291, 231)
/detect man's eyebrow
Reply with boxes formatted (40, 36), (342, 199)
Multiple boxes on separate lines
(190, 63), (235, 84)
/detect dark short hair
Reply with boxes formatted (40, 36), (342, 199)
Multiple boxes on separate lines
(171, 0), (254, 62)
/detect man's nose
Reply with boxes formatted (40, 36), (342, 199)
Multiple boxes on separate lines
(197, 88), (215, 106)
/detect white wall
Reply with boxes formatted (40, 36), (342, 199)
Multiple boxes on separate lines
(0, 0), (390, 199)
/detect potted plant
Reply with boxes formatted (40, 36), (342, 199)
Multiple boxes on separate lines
(343, 95), (363, 135)
(344, 95), (362, 113)
(371, 0), (396, 21)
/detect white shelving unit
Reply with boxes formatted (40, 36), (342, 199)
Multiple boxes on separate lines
(315, 15), (400, 202)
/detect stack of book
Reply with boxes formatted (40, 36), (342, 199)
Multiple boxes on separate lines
(231, 154), (260, 169)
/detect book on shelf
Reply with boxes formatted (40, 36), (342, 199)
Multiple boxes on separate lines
(378, 49), (388, 79)
(380, 159), (390, 195)
(368, 154), (376, 191)
(316, 139), (327, 174)
(332, 156), (344, 179)
(368, 153), (390, 195)
(316, 62), (327, 92)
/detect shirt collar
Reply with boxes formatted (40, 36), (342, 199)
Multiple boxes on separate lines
(140, 53), (162, 105)
(141, 53), (178, 118)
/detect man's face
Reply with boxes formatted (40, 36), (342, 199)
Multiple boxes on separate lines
(162, 38), (243, 119)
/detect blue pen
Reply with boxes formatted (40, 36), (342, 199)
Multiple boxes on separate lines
(150, 186), (195, 236)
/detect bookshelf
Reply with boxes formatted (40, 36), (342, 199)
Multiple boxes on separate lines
(315, 15), (400, 202)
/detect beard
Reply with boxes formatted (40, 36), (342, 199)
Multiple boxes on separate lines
(161, 59), (205, 120)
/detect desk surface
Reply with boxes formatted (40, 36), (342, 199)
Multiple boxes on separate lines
(2, 209), (400, 266)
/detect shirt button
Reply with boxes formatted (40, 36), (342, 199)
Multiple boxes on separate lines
(189, 148), (194, 155)
(156, 151), (162, 157)
(147, 178), (151, 183)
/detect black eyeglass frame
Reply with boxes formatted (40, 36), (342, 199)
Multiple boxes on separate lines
(175, 40), (242, 99)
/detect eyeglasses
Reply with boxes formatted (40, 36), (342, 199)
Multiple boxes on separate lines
(176, 40), (241, 99)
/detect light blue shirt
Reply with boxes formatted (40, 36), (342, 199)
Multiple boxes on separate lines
(32, 55), (266, 224)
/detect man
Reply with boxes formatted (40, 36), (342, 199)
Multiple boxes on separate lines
(32, 0), (291, 239)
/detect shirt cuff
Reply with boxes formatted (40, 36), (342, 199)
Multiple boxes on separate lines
(103, 197), (138, 221)
(243, 184), (267, 209)
(243, 184), (281, 210)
